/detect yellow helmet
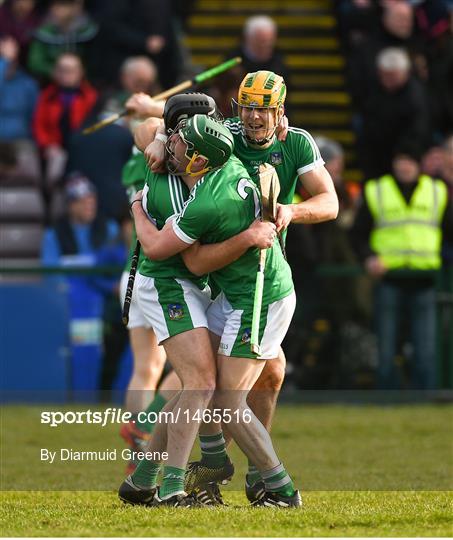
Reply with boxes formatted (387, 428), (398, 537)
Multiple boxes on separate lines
(234, 71), (286, 144)
(238, 70), (286, 109)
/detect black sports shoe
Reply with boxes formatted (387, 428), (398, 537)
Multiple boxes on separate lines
(153, 491), (203, 507)
(191, 482), (226, 506)
(185, 457), (234, 492)
(245, 478), (266, 503)
(251, 489), (302, 508)
(118, 475), (156, 506)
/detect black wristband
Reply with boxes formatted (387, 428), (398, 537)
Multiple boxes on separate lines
(130, 199), (142, 210)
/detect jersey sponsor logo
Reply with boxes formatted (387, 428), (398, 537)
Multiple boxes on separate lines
(241, 328), (251, 344)
(270, 152), (283, 166)
(168, 303), (184, 320)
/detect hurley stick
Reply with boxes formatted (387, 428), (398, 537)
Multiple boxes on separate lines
(250, 164), (280, 354)
(122, 240), (141, 326)
(83, 57), (242, 135)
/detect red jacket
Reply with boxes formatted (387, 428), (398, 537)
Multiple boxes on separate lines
(33, 81), (97, 149)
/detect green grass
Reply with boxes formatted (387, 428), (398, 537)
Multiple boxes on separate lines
(1, 404), (452, 536)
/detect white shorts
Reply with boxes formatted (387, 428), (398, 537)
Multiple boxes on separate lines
(207, 291), (296, 360)
(119, 270), (151, 329)
(135, 273), (212, 344)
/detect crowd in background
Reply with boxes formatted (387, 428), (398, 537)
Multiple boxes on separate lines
(1, 0), (452, 390)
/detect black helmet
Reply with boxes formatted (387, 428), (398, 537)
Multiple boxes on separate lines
(163, 93), (219, 133)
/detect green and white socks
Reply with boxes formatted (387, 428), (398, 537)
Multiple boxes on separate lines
(246, 463), (262, 486)
(159, 466), (186, 499)
(262, 463), (295, 497)
(131, 458), (160, 489)
(199, 432), (227, 467)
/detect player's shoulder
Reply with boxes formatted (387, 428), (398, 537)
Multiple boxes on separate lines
(285, 126), (322, 157)
(287, 125), (318, 144)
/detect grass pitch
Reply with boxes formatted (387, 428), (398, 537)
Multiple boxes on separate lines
(1, 403), (452, 537)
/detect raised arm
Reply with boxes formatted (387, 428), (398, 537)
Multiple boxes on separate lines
(181, 219), (277, 276)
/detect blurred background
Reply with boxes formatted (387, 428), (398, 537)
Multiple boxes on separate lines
(0, 0), (452, 400)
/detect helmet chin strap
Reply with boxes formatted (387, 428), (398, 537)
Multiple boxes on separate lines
(184, 151), (211, 177)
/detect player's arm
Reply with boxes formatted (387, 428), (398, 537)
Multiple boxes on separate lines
(291, 166), (339, 223)
(131, 196), (190, 260)
(275, 166), (339, 232)
(181, 219), (276, 276)
(134, 117), (162, 151)
(125, 93), (165, 120)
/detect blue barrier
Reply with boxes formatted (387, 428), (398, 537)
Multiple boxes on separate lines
(0, 280), (70, 401)
(0, 277), (132, 402)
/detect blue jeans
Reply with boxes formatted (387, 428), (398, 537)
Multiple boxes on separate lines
(375, 281), (437, 389)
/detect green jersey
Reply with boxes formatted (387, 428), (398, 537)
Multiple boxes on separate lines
(172, 155), (293, 309)
(224, 117), (324, 204)
(122, 148), (147, 272)
(138, 169), (207, 289)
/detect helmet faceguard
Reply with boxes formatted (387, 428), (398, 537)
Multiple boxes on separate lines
(233, 70), (286, 145)
(166, 114), (234, 177)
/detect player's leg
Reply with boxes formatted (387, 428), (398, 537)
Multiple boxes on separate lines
(125, 329), (216, 506)
(120, 275), (215, 506)
(118, 271), (167, 473)
(244, 347), (286, 497)
(188, 291), (300, 507)
(214, 354), (300, 508)
(136, 369), (182, 437)
(125, 326), (166, 413)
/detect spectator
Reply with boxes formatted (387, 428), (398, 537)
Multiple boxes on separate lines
(231, 15), (289, 80)
(351, 148), (453, 389)
(0, 36), (40, 180)
(346, 1), (420, 109)
(357, 47), (430, 178)
(421, 144), (445, 178)
(0, 36), (38, 142)
(421, 18), (453, 138)
(41, 172), (119, 265)
(103, 56), (161, 116)
(0, 0), (42, 67)
(33, 51), (97, 186)
(28, 0), (98, 82)
(88, 0), (182, 90)
(65, 99), (133, 220)
(336, 0), (381, 51)
(228, 15), (291, 110)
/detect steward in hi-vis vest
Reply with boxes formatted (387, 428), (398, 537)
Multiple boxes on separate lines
(351, 149), (453, 390)
(364, 174), (448, 270)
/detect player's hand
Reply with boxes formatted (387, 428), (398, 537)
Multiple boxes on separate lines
(276, 115), (289, 141)
(275, 203), (293, 233)
(144, 140), (166, 172)
(125, 93), (163, 119)
(365, 255), (387, 278)
(247, 219), (277, 249)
